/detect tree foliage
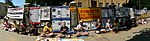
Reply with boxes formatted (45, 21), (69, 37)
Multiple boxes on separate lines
(124, 0), (150, 9)
(5, 0), (15, 7)
(25, 0), (73, 6)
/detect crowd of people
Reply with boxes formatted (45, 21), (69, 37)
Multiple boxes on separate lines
(1, 18), (147, 41)
(1, 18), (38, 35)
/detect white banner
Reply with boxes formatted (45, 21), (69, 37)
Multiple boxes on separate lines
(30, 7), (41, 22)
(7, 8), (24, 19)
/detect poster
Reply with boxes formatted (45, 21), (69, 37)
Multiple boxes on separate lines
(7, 8), (24, 19)
(101, 9), (113, 17)
(61, 8), (70, 18)
(30, 7), (41, 22)
(51, 6), (71, 32)
(40, 7), (50, 20)
(78, 8), (101, 21)
(52, 20), (62, 30)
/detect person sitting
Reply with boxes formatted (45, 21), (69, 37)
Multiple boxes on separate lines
(41, 23), (56, 37)
(10, 20), (17, 32)
(138, 18), (142, 24)
(125, 18), (132, 29)
(74, 21), (89, 37)
(58, 22), (72, 38)
(106, 19), (113, 31)
(29, 23), (38, 36)
(2, 19), (11, 31)
(74, 21), (87, 33)
(141, 18), (146, 24)
(19, 21), (27, 34)
(2, 18), (7, 30)
(119, 20), (126, 30)
(95, 19), (102, 34)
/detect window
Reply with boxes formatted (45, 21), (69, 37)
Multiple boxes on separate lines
(91, 1), (97, 7)
(105, 3), (109, 7)
(78, 2), (82, 7)
(118, 3), (120, 7)
(99, 3), (103, 7)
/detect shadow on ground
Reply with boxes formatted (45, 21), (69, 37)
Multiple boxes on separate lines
(127, 28), (150, 41)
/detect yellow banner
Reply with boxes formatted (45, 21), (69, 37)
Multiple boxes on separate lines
(78, 8), (101, 21)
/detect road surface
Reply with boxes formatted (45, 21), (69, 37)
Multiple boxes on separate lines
(0, 20), (37, 41)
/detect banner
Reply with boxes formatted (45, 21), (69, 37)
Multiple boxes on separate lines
(78, 8), (101, 21)
(30, 7), (40, 22)
(51, 6), (71, 32)
(7, 8), (24, 19)
(40, 7), (50, 20)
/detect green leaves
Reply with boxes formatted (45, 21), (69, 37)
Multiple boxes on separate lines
(25, 0), (73, 6)
(129, 0), (150, 9)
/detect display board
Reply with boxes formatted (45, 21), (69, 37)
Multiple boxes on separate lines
(40, 7), (51, 20)
(101, 8), (113, 17)
(29, 7), (41, 23)
(51, 6), (71, 32)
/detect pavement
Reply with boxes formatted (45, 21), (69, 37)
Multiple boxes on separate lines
(0, 19), (37, 41)
(0, 19), (150, 41)
(83, 21), (150, 41)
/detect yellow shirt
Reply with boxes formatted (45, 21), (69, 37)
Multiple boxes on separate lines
(12, 23), (16, 28)
(43, 26), (52, 34)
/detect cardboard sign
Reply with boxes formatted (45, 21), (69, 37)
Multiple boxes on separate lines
(78, 8), (101, 21)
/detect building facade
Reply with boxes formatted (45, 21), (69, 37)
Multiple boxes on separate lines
(0, 2), (8, 18)
(74, 0), (129, 7)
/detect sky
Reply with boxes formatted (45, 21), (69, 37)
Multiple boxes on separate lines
(0, 0), (25, 7)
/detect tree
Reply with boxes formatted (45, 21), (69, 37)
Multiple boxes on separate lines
(5, 0), (15, 7)
(124, 0), (150, 9)
(25, 0), (73, 6)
